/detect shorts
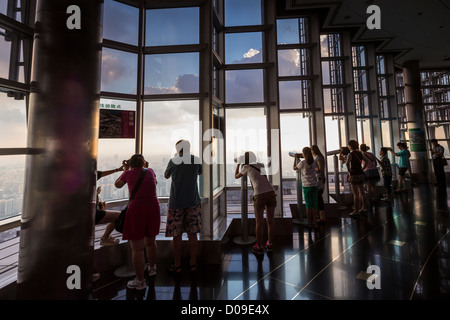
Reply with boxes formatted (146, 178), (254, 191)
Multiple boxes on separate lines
(398, 167), (408, 177)
(302, 186), (318, 210)
(253, 191), (277, 210)
(349, 173), (365, 185)
(122, 200), (161, 240)
(364, 168), (380, 182)
(95, 209), (106, 224)
(165, 204), (202, 237)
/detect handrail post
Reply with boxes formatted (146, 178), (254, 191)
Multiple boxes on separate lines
(233, 174), (255, 245)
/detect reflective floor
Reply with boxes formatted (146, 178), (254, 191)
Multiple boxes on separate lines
(92, 185), (450, 300)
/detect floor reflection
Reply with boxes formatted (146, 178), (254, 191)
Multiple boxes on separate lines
(93, 185), (450, 300)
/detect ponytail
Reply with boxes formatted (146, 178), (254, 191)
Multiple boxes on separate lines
(302, 147), (314, 165)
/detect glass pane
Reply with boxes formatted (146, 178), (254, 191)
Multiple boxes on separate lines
(279, 80), (311, 110)
(142, 100), (200, 197)
(0, 155), (25, 221)
(277, 19), (299, 45)
(146, 7), (199, 46)
(101, 48), (138, 94)
(320, 35), (329, 57)
(278, 49), (302, 76)
(225, 69), (264, 103)
(97, 98), (137, 201)
(322, 61), (343, 85)
(145, 53), (199, 94)
(0, 28), (26, 82)
(225, 108), (267, 186)
(103, 0), (139, 45)
(0, 2), (22, 22)
(0, 93), (27, 148)
(225, 0), (262, 26)
(0, 29), (12, 79)
(381, 121), (393, 161)
(225, 32), (263, 64)
(325, 116), (342, 173)
(280, 113), (310, 179)
(97, 139), (133, 202)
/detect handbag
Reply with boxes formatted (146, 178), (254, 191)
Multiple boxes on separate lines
(442, 157), (448, 166)
(114, 169), (147, 233)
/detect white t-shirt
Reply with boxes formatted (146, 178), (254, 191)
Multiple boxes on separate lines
(240, 163), (274, 196)
(297, 159), (318, 187)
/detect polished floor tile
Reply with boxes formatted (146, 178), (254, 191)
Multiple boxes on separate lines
(92, 185), (450, 301)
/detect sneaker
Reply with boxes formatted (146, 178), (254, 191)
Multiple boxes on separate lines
(265, 241), (273, 253)
(127, 278), (146, 290)
(100, 236), (120, 246)
(252, 244), (264, 255)
(148, 265), (157, 277)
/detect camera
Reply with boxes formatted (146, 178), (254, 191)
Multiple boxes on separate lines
(289, 152), (303, 158)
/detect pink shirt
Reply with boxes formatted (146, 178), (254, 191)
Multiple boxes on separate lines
(119, 167), (158, 204)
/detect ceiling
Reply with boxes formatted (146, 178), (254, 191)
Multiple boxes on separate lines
(286, 0), (450, 69)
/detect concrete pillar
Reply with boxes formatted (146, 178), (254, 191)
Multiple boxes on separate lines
(17, 0), (103, 299)
(403, 60), (429, 183)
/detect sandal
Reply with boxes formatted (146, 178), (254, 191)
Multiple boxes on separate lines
(190, 264), (199, 272)
(315, 215), (326, 224)
(168, 264), (181, 274)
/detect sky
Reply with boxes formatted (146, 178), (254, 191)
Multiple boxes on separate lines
(1, 0), (413, 170)
(0, 0), (321, 166)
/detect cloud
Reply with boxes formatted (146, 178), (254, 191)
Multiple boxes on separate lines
(243, 48), (260, 59)
(278, 49), (301, 76)
(101, 51), (129, 87)
(225, 68), (264, 103)
(0, 99), (27, 147)
(144, 74), (199, 94)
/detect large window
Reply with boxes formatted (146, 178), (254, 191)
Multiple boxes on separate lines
(142, 100), (200, 197)
(103, 0), (139, 46)
(0, 2), (33, 222)
(96, 99), (137, 202)
(0, 92), (28, 221)
(101, 48), (138, 94)
(225, 32), (263, 64)
(225, 69), (264, 103)
(144, 53), (199, 94)
(225, 108), (268, 187)
(321, 34), (346, 115)
(224, 0), (262, 27)
(146, 7), (199, 46)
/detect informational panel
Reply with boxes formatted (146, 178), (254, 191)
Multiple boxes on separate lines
(99, 109), (135, 139)
(409, 128), (426, 152)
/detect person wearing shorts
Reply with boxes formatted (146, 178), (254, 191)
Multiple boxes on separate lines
(388, 142), (410, 193)
(346, 140), (369, 216)
(164, 140), (202, 274)
(293, 147), (318, 228)
(235, 151), (277, 255)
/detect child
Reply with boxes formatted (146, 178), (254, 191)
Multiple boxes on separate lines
(235, 151), (277, 255)
(293, 147), (318, 228)
(388, 142), (409, 193)
(377, 147), (392, 201)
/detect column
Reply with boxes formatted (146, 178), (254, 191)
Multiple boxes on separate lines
(403, 60), (429, 183)
(367, 43), (382, 154)
(17, 0), (103, 299)
(264, 0), (282, 217)
(199, 0), (213, 238)
(342, 32), (358, 140)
